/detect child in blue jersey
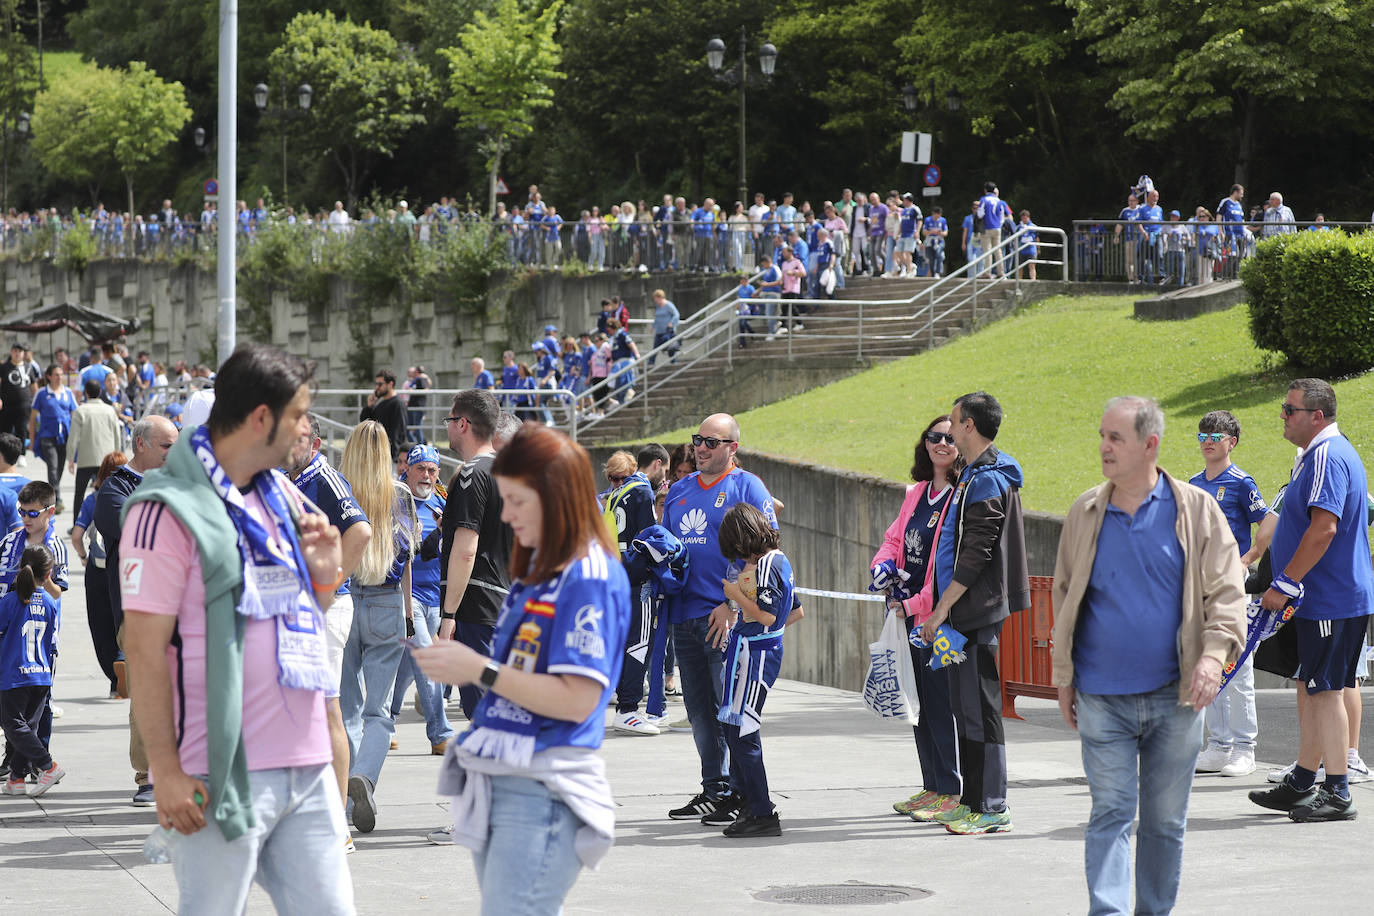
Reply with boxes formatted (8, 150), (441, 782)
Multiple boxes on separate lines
(1189, 409), (1271, 778)
(0, 546), (64, 796)
(716, 502), (798, 838)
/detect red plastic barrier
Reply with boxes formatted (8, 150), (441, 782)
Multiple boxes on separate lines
(999, 576), (1056, 719)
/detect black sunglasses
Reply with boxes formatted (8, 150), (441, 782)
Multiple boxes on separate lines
(691, 435), (735, 449)
(443, 415), (465, 424)
(1280, 403), (1318, 417)
(924, 432), (955, 445)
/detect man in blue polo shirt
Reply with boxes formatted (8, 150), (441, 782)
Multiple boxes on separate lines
(664, 413), (776, 826)
(1189, 409), (1272, 779)
(893, 193), (922, 278)
(1114, 192), (1141, 282)
(1250, 378), (1374, 822)
(978, 183), (1004, 277)
(1138, 189), (1165, 284)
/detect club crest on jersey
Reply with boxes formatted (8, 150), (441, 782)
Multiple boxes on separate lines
(565, 604), (606, 658)
(714, 492), (726, 509)
(508, 621), (542, 671)
(1215, 486), (1225, 501)
(927, 511), (940, 528)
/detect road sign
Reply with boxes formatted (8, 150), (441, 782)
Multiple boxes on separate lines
(922, 187), (942, 197)
(495, 177), (510, 195)
(923, 165), (941, 187)
(203, 179), (218, 195)
(900, 132), (932, 165)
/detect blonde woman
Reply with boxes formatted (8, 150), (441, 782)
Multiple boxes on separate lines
(338, 420), (419, 836)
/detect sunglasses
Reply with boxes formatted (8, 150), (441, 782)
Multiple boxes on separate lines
(19, 507), (52, 518)
(443, 415), (465, 425)
(691, 435), (735, 449)
(924, 432), (956, 445)
(1196, 432), (1229, 443)
(1281, 404), (1318, 417)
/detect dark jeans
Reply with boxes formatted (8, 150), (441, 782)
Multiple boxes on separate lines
(1, 685), (53, 777)
(455, 620), (495, 721)
(615, 581), (655, 714)
(724, 722), (773, 816)
(86, 564), (119, 690)
(650, 331), (677, 366)
(39, 438), (66, 494)
(673, 615), (730, 799)
(905, 617), (962, 796)
(948, 620), (1008, 813)
(73, 465), (99, 511)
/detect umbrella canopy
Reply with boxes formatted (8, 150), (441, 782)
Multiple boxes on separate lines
(0, 302), (141, 344)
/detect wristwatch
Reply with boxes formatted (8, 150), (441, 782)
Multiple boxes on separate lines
(479, 660), (501, 688)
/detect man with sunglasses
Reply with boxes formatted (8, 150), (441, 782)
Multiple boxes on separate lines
(1250, 379), (1373, 822)
(663, 413), (777, 825)
(1189, 410), (1273, 779)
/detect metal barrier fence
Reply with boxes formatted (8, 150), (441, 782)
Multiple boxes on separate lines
(1070, 219), (1370, 287)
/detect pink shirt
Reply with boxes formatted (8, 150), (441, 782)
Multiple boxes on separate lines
(121, 494), (330, 778)
(781, 257), (806, 294)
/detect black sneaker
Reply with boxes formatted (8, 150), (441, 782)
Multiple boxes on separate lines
(1249, 780), (1319, 812)
(723, 812), (782, 838)
(1289, 787), (1357, 823)
(700, 795), (743, 826)
(348, 774), (378, 833)
(668, 793), (716, 820)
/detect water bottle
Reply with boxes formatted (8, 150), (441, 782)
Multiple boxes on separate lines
(142, 827), (175, 865)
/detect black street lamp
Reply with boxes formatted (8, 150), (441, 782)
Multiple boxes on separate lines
(706, 28), (777, 206)
(253, 78), (313, 201)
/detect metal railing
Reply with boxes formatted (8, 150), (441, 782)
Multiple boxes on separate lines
(311, 387), (584, 444)
(1069, 219), (1368, 287)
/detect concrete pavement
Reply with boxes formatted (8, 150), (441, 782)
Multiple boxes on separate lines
(1, 484), (1370, 913)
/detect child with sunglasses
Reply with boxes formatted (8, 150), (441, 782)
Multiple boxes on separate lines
(0, 482), (68, 787)
(1189, 409), (1272, 778)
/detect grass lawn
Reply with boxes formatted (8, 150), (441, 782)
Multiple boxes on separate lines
(36, 51), (88, 89)
(650, 294), (1374, 515)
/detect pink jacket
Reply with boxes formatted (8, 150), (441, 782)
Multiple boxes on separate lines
(780, 257), (806, 293)
(870, 480), (953, 625)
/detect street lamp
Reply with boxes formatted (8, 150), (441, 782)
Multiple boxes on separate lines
(253, 78), (313, 201)
(706, 28), (777, 206)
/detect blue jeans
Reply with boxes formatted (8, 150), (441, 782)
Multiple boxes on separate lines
(340, 584), (406, 788)
(168, 764), (353, 915)
(390, 601), (455, 746)
(1076, 683), (1203, 916)
(472, 775), (585, 916)
(673, 615), (730, 799)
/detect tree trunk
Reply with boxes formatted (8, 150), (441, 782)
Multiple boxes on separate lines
(487, 138), (503, 217)
(1234, 93), (1257, 190)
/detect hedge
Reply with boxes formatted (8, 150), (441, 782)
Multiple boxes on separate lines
(1242, 229), (1374, 377)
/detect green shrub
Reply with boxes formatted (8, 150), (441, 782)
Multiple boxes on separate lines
(1240, 233), (1295, 353)
(53, 228), (97, 273)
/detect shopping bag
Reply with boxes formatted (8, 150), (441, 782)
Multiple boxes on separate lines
(862, 610), (920, 724)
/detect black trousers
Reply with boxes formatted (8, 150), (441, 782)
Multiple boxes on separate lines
(947, 620), (1008, 814)
(39, 437), (66, 494)
(1, 685), (53, 777)
(615, 580), (655, 713)
(86, 564), (119, 690)
(73, 464), (100, 511)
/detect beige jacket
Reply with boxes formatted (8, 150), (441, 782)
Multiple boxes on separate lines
(68, 400), (123, 469)
(1051, 468), (1247, 706)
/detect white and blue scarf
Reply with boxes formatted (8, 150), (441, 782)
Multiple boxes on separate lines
(189, 426), (331, 691)
(717, 628), (782, 737)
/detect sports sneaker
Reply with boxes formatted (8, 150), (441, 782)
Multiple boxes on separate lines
(1347, 751), (1372, 783)
(700, 795), (743, 826)
(613, 711), (659, 735)
(944, 809), (1013, 835)
(1249, 780), (1319, 812)
(668, 717), (693, 732)
(30, 763), (65, 797)
(668, 793), (717, 820)
(723, 812), (781, 838)
(1194, 743), (1230, 773)
(50, 704), (63, 718)
(345, 834), (356, 854)
(1289, 786), (1357, 822)
(132, 784), (156, 807)
(348, 774), (378, 834)
(909, 795), (965, 823)
(427, 825), (453, 846)
(1219, 747), (1256, 778)
(3, 777), (25, 795)
(893, 790), (939, 815)
(645, 713), (670, 729)
(1268, 761), (1325, 784)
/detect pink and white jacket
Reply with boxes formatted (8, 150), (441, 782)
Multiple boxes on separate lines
(869, 480), (954, 625)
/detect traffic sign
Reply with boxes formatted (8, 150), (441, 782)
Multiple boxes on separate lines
(203, 179), (218, 195)
(923, 165), (941, 187)
(922, 187), (942, 197)
(495, 177), (510, 195)
(900, 132), (932, 165)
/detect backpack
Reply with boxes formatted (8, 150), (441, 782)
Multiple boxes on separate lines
(602, 478), (652, 551)
(615, 304), (630, 329)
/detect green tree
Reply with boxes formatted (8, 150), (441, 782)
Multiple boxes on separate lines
(30, 61), (121, 200)
(1067, 0), (1374, 188)
(108, 62), (193, 222)
(269, 10), (435, 208)
(440, 0), (564, 214)
(0, 0), (36, 209)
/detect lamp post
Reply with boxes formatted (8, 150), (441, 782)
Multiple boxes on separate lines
(2, 110), (29, 212)
(706, 27), (776, 206)
(253, 78), (313, 201)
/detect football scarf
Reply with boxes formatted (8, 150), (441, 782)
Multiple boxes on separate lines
(189, 425), (330, 691)
(459, 583), (550, 768)
(910, 623), (969, 669)
(717, 628), (783, 736)
(1220, 594), (1301, 691)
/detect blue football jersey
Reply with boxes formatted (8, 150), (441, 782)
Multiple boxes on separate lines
(1188, 464), (1270, 555)
(0, 588), (60, 689)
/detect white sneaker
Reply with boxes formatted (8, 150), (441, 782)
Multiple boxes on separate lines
(1219, 746), (1256, 777)
(1348, 750), (1372, 783)
(1267, 760), (1325, 783)
(765, 334), (776, 342)
(50, 704), (63, 718)
(645, 713), (670, 729)
(1194, 743), (1230, 773)
(612, 711), (659, 736)
(776, 327), (788, 336)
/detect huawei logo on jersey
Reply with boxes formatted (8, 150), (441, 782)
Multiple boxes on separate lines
(679, 508), (708, 536)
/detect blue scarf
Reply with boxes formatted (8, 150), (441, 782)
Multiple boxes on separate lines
(189, 426), (331, 691)
(717, 628), (782, 736)
(1220, 595), (1301, 691)
(909, 623), (968, 669)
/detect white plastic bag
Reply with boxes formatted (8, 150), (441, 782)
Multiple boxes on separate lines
(862, 610), (920, 724)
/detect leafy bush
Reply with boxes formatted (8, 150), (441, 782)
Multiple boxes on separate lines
(1244, 229), (1374, 377)
(53, 228), (98, 272)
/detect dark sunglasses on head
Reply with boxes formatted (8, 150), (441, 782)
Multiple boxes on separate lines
(691, 435), (734, 449)
(20, 507), (52, 518)
(1196, 432), (1228, 443)
(1281, 403), (1318, 417)
(924, 432), (956, 445)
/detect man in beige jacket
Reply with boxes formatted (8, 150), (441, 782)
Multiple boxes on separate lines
(67, 379), (123, 509)
(1051, 395), (1245, 916)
